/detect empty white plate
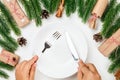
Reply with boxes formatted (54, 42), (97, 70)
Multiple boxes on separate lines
(33, 21), (88, 79)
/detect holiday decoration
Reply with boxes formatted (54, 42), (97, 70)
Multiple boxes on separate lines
(0, 50), (19, 66)
(40, 0), (50, 12)
(77, 0), (85, 18)
(101, 0), (117, 22)
(19, 0), (42, 26)
(65, 0), (76, 17)
(115, 69), (120, 80)
(0, 1), (21, 36)
(99, 29), (120, 57)
(56, 0), (64, 17)
(93, 33), (103, 42)
(82, 0), (97, 22)
(42, 10), (49, 19)
(0, 70), (9, 79)
(17, 37), (27, 47)
(89, 0), (108, 29)
(3, 0), (30, 28)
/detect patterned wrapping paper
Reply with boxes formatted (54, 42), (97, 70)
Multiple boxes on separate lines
(3, 0), (30, 27)
(99, 29), (120, 57)
(92, 0), (108, 17)
(0, 50), (19, 66)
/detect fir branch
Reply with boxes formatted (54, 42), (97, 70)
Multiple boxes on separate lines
(0, 70), (9, 79)
(31, 0), (42, 26)
(77, 0), (85, 18)
(65, 0), (77, 17)
(40, 0), (50, 12)
(0, 17), (10, 35)
(108, 55), (120, 73)
(0, 1), (21, 36)
(0, 62), (14, 71)
(18, 0), (32, 20)
(0, 39), (16, 53)
(82, 0), (97, 22)
(109, 47), (120, 61)
(0, 26), (18, 48)
(50, 0), (61, 14)
(104, 17), (120, 38)
(101, 3), (120, 37)
(101, 0), (117, 22)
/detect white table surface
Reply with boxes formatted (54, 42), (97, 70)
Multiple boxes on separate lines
(0, 12), (115, 80)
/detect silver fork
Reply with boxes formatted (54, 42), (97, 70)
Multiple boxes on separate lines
(42, 31), (61, 53)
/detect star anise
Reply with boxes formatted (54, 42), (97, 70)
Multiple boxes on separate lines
(42, 10), (49, 19)
(17, 37), (27, 47)
(93, 33), (103, 42)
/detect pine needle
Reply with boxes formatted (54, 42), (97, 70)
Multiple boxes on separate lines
(0, 17), (10, 35)
(101, 3), (120, 37)
(82, 0), (97, 22)
(0, 70), (9, 79)
(108, 55), (120, 73)
(0, 26), (18, 48)
(50, 0), (61, 14)
(0, 1), (21, 36)
(65, 0), (77, 17)
(104, 17), (120, 38)
(109, 47), (120, 61)
(0, 39), (16, 53)
(31, 0), (42, 26)
(101, 0), (117, 22)
(18, 0), (32, 20)
(77, 0), (85, 18)
(40, 0), (50, 12)
(0, 62), (14, 71)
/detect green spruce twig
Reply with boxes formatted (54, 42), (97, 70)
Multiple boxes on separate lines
(31, 0), (42, 26)
(104, 17), (120, 38)
(40, 0), (50, 12)
(101, 0), (117, 22)
(108, 55), (120, 73)
(77, 0), (85, 18)
(49, 0), (61, 14)
(82, 0), (97, 22)
(18, 0), (32, 20)
(65, 0), (77, 17)
(0, 39), (16, 53)
(0, 62), (14, 71)
(0, 70), (9, 79)
(109, 47), (120, 61)
(101, 3), (120, 37)
(0, 1), (21, 36)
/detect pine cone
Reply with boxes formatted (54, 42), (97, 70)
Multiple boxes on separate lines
(42, 10), (49, 19)
(93, 33), (103, 42)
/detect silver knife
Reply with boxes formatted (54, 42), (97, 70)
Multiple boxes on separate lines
(65, 32), (80, 61)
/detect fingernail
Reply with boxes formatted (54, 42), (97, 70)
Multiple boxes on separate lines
(34, 63), (37, 67)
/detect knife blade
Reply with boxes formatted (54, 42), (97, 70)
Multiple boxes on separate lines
(65, 32), (80, 61)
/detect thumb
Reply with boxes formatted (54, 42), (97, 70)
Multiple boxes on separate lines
(30, 63), (36, 80)
(77, 67), (83, 80)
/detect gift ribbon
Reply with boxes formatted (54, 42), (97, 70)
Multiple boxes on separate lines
(88, 13), (98, 29)
(8, 0), (25, 20)
(101, 35), (120, 54)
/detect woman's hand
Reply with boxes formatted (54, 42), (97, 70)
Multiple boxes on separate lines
(77, 60), (101, 80)
(15, 55), (38, 80)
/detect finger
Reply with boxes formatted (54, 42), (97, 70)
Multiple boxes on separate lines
(86, 63), (98, 73)
(20, 61), (28, 69)
(79, 60), (89, 74)
(77, 68), (83, 80)
(30, 63), (36, 80)
(25, 56), (38, 71)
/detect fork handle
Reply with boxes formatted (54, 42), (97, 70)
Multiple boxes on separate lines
(42, 47), (47, 53)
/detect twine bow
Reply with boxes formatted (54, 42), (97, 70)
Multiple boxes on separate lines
(88, 13), (98, 29)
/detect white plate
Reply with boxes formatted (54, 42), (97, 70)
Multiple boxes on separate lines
(33, 21), (88, 79)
